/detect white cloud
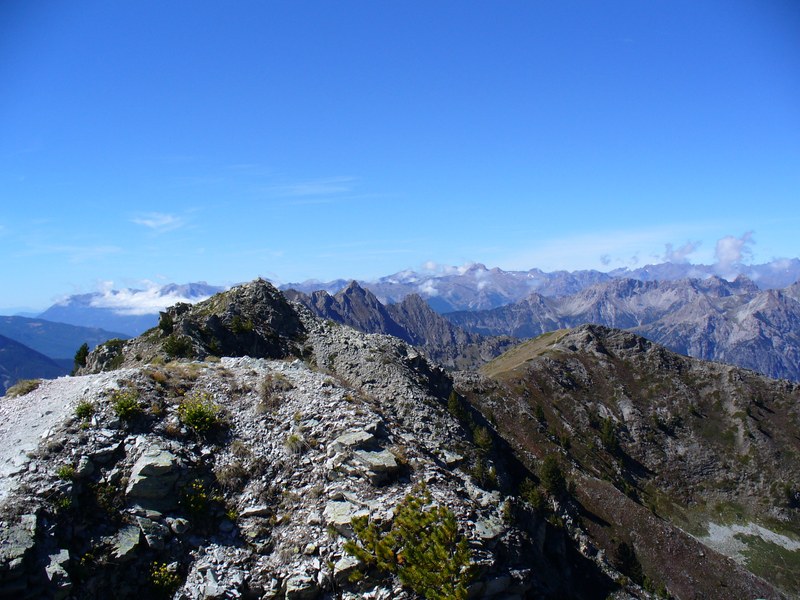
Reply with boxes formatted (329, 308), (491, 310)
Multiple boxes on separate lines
(663, 240), (701, 263)
(89, 281), (215, 316)
(131, 212), (186, 233)
(714, 231), (754, 276)
(419, 261), (477, 276)
(417, 280), (439, 297)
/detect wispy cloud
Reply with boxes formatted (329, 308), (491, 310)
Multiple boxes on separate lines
(268, 176), (357, 197)
(663, 240), (701, 263)
(131, 212), (186, 233)
(17, 243), (122, 263)
(86, 280), (219, 316)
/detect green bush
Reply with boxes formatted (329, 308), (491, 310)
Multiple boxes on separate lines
(72, 342), (89, 374)
(75, 400), (96, 420)
(540, 455), (567, 498)
(472, 425), (493, 453)
(519, 477), (547, 512)
(111, 388), (141, 421)
(344, 484), (472, 600)
(178, 392), (221, 436)
(56, 464), (76, 480)
(158, 312), (174, 335)
(600, 417), (619, 454)
(230, 315), (254, 334)
(163, 334), (193, 359)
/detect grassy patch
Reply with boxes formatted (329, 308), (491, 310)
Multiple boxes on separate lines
(738, 534), (800, 597)
(5, 379), (42, 398)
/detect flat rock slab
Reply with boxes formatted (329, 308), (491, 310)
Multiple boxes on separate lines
(125, 445), (181, 510)
(323, 500), (369, 537)
(331, 430), (375, 453)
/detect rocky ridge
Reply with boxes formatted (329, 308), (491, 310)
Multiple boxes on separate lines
(456, 324), (800, 597)
(285, 282), (515, 370)
(0, 280), (625, 600)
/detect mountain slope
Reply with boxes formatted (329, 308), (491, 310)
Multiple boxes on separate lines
(0, 315), (128, 361)
(282, 260), (800, 313)
(0, 334), (68, 394)
(38, 282), (226, 336)
(455, 324), (800, 597)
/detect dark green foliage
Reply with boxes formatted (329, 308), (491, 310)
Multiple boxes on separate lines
(158, 312), (174, 335)
(447, 390), (469, 424)
(472, 425), (493, 453)
(230, 315), (254, 334)
(72, 342), (89, 374)
(469, 456), (498, 489)
(75, 400), (95, 420)
(615, 541), (644, 585)
(519, 477), (547, 512)
(533, 403), (546, 423)
(600, 417), (619, 454)
(163, 334), (193, 358)
(539, 455), (567, 498)
(344, 485), (472, 600)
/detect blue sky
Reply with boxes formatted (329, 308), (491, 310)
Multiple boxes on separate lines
(1, 1), (799, 311)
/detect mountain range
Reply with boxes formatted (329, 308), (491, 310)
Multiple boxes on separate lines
(0, 334), (68, 394)
(445, 276), (800, 381)
(1, 279), (797, 599)
(283, 258), (800, 313)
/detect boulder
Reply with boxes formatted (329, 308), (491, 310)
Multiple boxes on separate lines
(125, 445), (181, 510)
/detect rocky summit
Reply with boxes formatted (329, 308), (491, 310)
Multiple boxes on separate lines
(0, 279), (797, 600)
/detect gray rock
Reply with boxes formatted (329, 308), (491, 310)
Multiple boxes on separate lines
(125, 445), (181, 510)
(284, 572), (319, 599)
(75, 456), (94, 478)
(351, 449), (399, 483)
(333, 554), (361, 583)
(330, 430), (375, 453)
(136, 516), (170, 550)
(240, 504), (271, 518)
(111, 525), (140, 561)
(44, 549), (71, 600)
(323, 501), (369, 537)
(0, 512), (37, 580)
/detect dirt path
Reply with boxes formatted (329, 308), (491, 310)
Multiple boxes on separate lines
(0, 372), (127, 502)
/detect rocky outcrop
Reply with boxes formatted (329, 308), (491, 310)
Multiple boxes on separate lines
(287, 282), (515, 370)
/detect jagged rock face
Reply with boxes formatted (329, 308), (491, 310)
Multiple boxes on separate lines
(447, 276), (800, 381)
(287, 282), (515, 370)
(0, 283), (623, 600)
(460, 324), (800, 598)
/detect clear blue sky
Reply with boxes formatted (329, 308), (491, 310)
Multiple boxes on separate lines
(2, 1), (799, 310)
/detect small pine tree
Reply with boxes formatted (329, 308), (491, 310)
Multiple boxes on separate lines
(72, 342), (89, 374)
(540, 455), (567, 498)
(345, 484), (472, 600)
